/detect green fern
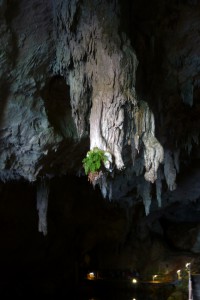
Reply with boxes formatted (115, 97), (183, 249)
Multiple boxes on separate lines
(82, 147), (108, 175)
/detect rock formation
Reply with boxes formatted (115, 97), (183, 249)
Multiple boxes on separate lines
(1, 0), (200, 295)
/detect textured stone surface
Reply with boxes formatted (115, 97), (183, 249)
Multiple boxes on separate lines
(0, 0), (57, 181)
(0, 0), (200, 202)
(1, 0), (200, 293)
(0, 0), (166, 214)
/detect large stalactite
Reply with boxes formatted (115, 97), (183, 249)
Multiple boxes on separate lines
(51, 0), (165, 214)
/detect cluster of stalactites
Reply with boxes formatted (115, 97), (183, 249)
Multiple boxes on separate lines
(36, 178), (49, 236)
(95, 99), (166, 215)
(133, 101), (164, 183)
(93, 98), (187, 215)
(52, 0), (179, 214)
(132, 101), (164, 214)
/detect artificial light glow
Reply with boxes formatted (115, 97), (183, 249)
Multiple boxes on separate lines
(186, 263), (191, 268)
(132, 278), (137, 284)
(153, 275), (157, 281)
(177, 269), (181, 280)
(87, 272), (95, 280)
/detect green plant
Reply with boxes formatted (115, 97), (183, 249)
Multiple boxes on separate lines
(82, 147), (108, 176)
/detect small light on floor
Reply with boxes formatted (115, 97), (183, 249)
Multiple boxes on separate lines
(177, 270), (181, 280)
(87, 272), (95, 280)
(132, 278), (137, 284)
(153, 275), (157, 281)
(186, 262), (191, 269)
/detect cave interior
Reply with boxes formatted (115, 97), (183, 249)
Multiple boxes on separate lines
(1, 0), (200, 298)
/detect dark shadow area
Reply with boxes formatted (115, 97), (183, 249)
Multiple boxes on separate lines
(0, 176), (126, 297)
(0, 175), (196, 299)
(41, 75), (77, 139)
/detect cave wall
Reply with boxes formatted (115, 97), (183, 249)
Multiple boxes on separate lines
(0, 0), (165, 215)
(1, 0), (200, 213)
(1, 0), (200, 292)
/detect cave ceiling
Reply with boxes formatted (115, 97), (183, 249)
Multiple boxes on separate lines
(0, 0), (200, 216)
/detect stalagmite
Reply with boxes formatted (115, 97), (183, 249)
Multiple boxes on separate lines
(36, 178), (49, 236)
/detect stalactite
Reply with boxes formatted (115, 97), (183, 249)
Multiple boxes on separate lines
(143, 133), (164, 183)
(192, 133), (199, 145)
(156, 168), (162, 208)
(133, 157), (144, 176)
(164, 150), (177, 191)
(184, 134), (199, 156)
(36, 178), (49, 236)
(99, 173), (108, 199)
(130, 138), (137, 165)
(98, 173), (113, 201)
(133, 101), (164, 183)
(138, 179), (152, 215)
(108, 180), (113, 201)
(186, 137), (193, 155)
(173, 149), (180, 173)
(180, 79), (193, 106)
